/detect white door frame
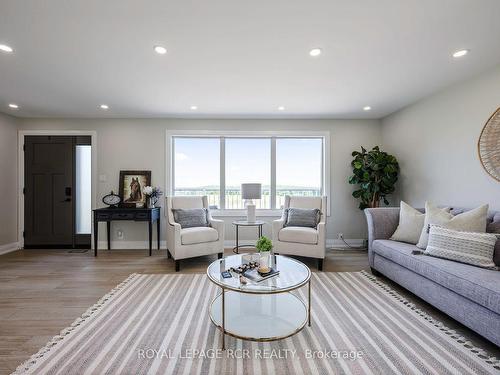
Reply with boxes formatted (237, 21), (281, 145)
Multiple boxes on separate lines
(18, 130), (98, 249)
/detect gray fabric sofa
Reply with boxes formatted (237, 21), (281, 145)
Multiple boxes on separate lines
(365, 207), (500, 347)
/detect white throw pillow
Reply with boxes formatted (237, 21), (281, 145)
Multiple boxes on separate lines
(416, 202), (489, 249)
(390, 201), (425, 244)
(425, 226), (497, 269)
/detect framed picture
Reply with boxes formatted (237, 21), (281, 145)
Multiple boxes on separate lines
(119, 170), (151, 207)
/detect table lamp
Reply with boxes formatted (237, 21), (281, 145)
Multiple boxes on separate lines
(241, 183), (261, 222)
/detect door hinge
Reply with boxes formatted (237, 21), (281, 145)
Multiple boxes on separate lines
(23, 144), (26, 151)
(23, 187), (26, 194)
(22, 231), (25, 238)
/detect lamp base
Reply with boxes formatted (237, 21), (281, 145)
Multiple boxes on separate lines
(246, 204), (256, 222)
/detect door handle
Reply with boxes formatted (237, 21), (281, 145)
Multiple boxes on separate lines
(61, 198), (72, 202)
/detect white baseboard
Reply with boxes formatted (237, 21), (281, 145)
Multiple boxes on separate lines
(98, 240), (167, 250)
(96, 239), (366, 251)
(0, 242), (20, 255)
(223, 239), (366, 250)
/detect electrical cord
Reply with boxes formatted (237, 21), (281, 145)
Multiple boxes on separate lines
(330, 236), (367, 250)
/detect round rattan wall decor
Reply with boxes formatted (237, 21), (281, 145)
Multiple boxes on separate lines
(478, 107), (500, 181)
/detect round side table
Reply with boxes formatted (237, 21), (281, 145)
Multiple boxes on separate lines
(232, 220), (265, 254)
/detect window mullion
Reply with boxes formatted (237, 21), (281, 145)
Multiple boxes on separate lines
(220, 137), (225, 209)
(171, 137), (175, 195)
(271, 137), (276, 209)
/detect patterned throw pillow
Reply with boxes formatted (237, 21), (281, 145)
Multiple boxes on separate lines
(425, 226), (498, 269)
(172, 208), (209, 228)
(284, 208), (321, 228)
(416, 202), (488, 249)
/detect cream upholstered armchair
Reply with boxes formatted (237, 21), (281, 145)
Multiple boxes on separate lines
(272, 196), (327, 270)
(166, 196), (224, 271)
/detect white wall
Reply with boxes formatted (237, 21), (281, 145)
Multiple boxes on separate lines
(382, 64), (500, 210)
(17, 118), (382, 246)
(0, 113), (18, 250)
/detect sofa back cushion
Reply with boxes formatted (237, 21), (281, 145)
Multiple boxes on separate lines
(487, 212), (500, 266)
(171, 196), (206, 209)
(286, 196), (323, 210)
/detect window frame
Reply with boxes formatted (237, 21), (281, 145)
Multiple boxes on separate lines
(166, 130), (330, 217)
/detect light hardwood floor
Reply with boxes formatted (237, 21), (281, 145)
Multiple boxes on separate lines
(0, 248), (497, 374)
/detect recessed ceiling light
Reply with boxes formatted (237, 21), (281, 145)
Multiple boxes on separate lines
(278, 106), (285, 111)
(8, 103), (19, 109)
(190, 105), (198, 110)
(309, 48), (322, 57)
(100, 104), (109, 110)
(154, 45), (167, 55)
(363, 106), (371, 111)
(452, 49), (469, 58)
(0, 44), (14, 53)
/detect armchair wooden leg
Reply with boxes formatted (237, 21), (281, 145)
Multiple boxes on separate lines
(218, 252), (223, 259)
(167, 249), (171, 259)
(317, 259), (323, 271)
(175, 260), (180, 272)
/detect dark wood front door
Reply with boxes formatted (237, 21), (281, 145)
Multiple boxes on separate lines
(24, 136), (74, 247)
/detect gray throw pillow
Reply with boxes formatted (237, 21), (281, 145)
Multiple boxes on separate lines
(425, 226), (497, 269)
(284, 208), (321, 228)
(172, 208), (209, 228)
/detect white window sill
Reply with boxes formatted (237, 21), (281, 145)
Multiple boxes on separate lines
(211, 209), (283, 217)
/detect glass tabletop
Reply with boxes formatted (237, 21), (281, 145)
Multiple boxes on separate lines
(232, 220), (266, 226)
(206, 254), (311, 294)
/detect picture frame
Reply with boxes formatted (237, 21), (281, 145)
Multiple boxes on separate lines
(119, 170), (151, 207)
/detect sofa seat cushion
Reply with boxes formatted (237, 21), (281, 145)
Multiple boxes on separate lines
(279, 226), (318, 245)
(372, 240), (500, 314)
(181, 227), (218, 245)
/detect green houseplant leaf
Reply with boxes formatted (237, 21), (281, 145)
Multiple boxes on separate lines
(348, 146), (399, 210)
(256, 236), (273, 252)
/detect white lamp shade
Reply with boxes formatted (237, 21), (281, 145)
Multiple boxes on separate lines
(241, 183), (262, 199)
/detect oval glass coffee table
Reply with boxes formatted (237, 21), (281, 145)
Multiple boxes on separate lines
(206, 254), (311, 349)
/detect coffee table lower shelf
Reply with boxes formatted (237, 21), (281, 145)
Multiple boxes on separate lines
(209, 290), (308, 343)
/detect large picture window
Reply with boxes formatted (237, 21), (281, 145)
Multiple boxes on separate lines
(173, 137), (220, 208)
(169, 132), (328, 212)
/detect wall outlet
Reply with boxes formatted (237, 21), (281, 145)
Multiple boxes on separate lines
(337, 233), (344, 240)
(116, 229), (124, 240)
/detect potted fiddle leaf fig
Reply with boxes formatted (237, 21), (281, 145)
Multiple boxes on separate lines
(349, 146), (399, 210)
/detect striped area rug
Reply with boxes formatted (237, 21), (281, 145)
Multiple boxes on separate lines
(14, 272), (500, 375)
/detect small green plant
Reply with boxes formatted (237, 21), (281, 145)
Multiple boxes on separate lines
(256, 236), (273, 252)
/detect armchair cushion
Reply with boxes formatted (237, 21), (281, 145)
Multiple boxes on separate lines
(181, 227), (218, 245)
(279, 226), (318, 245)
(284, 208), (321, 228)
(172, 208), (209, 228)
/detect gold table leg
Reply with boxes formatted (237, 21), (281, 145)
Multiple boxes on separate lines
(222, 287), (225, 350)
(308, 278), (312, 327)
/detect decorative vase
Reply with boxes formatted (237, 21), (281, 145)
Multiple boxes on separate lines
(147, 197), (155, 208)
(258, 251), (271, 273)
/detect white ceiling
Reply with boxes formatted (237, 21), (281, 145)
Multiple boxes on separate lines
(1, 0), (500, 119)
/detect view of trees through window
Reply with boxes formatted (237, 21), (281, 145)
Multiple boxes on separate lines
(172, 136), (323, 209)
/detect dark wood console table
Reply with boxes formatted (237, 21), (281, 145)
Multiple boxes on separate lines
(93, 207), (161, 257)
